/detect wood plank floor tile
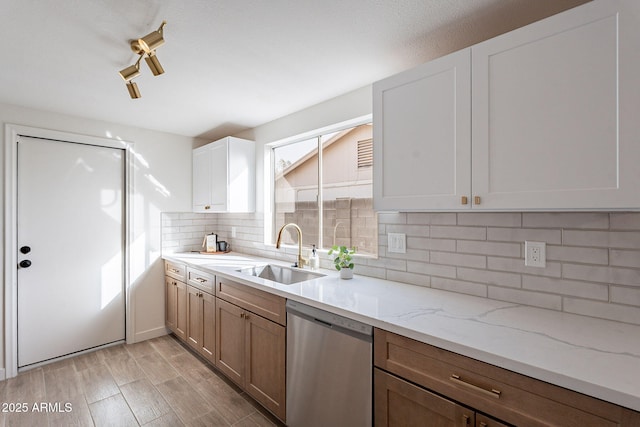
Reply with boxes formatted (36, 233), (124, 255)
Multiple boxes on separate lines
(98, 344), (129, 360)
(72, 350), (103, 372)
(5, 368), (46, 402)
(44, 365), (83, 402)
(136, 353), (179, 385)
(48, 394), (93, 427)
(89, 393), (138, 427)
(142, 410), (185, 427)
(120, 379), (171, 425)
(149, 335), (188, 359)
(4, 405), (49, 427)
(155, 377), (211, 424)
(79, 363), (119, 404)
(232, 412), (277, 427)
(192, 377), (255, 425)
(125, 340), (156, 359)
(185, 408), (230, 427)
(167, 351), (206, 372)
(104, 354), (146, 386)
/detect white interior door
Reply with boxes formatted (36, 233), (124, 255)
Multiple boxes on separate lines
(17, 136), (126, 368)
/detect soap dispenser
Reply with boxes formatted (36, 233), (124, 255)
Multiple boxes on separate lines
(310, 245), (319, 271)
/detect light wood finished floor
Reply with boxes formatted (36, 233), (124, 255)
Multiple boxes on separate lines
(0, 335), (281, 427)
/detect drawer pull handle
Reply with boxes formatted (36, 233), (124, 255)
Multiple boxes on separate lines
(450, 374), (501, 399)
(195, 277), (207, 283)
(170, 268), (180, 273)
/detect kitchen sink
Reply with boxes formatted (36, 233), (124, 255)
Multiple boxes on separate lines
(237, 264), (325, 285)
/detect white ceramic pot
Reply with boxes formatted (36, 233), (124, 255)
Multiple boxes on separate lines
(339, 268), (354, 280)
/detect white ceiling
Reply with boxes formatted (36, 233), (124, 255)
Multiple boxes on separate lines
(0, 0), (587, 140)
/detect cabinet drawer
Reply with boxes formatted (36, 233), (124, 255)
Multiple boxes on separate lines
(187, 267), (215, 295)
(165, 260), (186, 281)
(374, 329), (626, 427)
(217, 277), (286, 326)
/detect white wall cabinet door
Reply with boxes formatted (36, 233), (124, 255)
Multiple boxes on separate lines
(193, 145), (213, 211)
(373, 49), (471, 211)
(472, 0), (640, 210)
(192, 137), (255, 213)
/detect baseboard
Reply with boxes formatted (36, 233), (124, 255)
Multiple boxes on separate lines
(133, 326), (169, 343)
(0, 368), (5, 381)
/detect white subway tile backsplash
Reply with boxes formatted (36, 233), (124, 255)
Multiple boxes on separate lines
(431, 277), (487, 298)
(488, 287), (562, 311)
(430, 251), (486, 269)
(564, 298), (640, 324)
(430, 226), (486, 240)
(407, 237), (456, 252)
(458, 212), (521, 227)
(407, 212), (456, 225)
(522, 276), (608, 301)
(457, 240), (520, 257)
(457, 267), (521, 288)
(407, 261), (457, 278)
(610, 286), (640, 307)
(162, 211), (640, 326)
(563, 230), (640, 249)
(563, 264), (640, 287)
(487, 257), (562, 278)
(488, 227), (561, 244)
(522, 212), (609, 229)
(610, 213), (640, 230)
(609, 249), (640, 268)
(546, 245), (608, 265)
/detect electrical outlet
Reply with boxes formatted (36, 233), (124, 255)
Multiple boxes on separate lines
(525, 241), (546, 268)
(388, 233), (406, 254)
(231, 226), (236, 238)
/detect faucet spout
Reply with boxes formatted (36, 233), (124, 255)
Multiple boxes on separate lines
(275, 223), (307, 268)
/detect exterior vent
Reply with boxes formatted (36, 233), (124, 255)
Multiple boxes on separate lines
(357, 138), (373, 168)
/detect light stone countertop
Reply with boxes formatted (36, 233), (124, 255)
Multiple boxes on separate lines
(163, 252), (640, 412)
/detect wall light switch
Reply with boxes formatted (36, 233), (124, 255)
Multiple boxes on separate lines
(525, 241), (546, 268)
(388, 233), (406, 254)
(231, 226), (237, 238)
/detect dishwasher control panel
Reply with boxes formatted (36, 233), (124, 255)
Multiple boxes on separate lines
(286, 300), (373, 337)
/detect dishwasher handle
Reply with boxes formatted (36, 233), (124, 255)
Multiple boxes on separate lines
(286, 300), (373, 340)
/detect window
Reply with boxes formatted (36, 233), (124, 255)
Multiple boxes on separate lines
(273, 123), (377, 256)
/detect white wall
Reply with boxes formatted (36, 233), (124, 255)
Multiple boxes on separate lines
(0, 102), (202, 372)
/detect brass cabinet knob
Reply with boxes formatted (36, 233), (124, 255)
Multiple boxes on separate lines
(461, 196), (468, 205)
(474, 196), (481, 205)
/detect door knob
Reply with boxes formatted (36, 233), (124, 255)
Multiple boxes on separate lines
(20, 246), (31, 254)
(19, 260), (32, 268)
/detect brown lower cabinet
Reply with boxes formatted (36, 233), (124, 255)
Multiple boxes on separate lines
(186, 285), (216, 364)
(215, 297), (286, 421)
(164, 262), (287, 423)
(374, 328), (640, 427)
(165, 276), (187, 341)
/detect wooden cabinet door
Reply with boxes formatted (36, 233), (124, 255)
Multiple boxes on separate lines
(165, 277), (177, 332)
(200, 291), (216, 364)
(375, 368), (474, 427)
(174, 280), (187, 341)
(186, 285), (202, 350)
(472, 0), (640, 210)
(373, 48), (471, 211)
(215, 298), (245, 386)
(244, 312), (286, 421)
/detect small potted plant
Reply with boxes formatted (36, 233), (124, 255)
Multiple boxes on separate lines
(328, 245), (356, 279)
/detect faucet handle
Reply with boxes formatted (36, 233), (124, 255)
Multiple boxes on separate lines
(297, 256), (308, 269)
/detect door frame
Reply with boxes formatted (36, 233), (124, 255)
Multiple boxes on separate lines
(3, 124), (134, 378)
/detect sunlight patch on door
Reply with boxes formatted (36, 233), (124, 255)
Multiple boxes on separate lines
(101, 253), (123, 310)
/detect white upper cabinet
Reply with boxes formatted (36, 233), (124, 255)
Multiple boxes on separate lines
(193, 136), (255, 213)
(373, 49), (471, 211)
(374, 0), (640, 211)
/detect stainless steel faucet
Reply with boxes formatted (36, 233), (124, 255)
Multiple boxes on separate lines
(275, 223), (307, 268)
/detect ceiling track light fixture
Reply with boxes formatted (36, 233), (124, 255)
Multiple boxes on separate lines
(118, 20), (167, 99)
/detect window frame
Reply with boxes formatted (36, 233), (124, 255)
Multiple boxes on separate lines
(266, 114), (375, 255)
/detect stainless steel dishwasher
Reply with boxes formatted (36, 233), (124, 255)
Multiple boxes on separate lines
(286, 300), (372, 427)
